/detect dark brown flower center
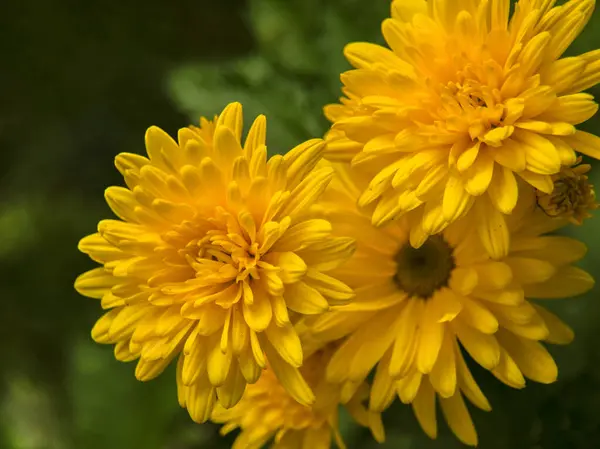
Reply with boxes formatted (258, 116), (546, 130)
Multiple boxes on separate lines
(394, 236), (455, 299)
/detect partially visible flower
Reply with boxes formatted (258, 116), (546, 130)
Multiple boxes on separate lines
(211, 343), (384, 449)
(307, 163), (594, 446)
(74, 102), (356, 422)
(325, 0), (600, 258)
(536, 157), (598, 224)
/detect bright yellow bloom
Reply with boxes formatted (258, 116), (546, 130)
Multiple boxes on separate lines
(536, 157), (598, 224)
(307, 164), (594, 446)
(211, 343), (384, 449)
(74, 102), (356, 422)
(325, 0), (600, 258)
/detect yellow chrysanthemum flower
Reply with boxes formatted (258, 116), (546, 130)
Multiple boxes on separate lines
(74, 102), (356, 422)
(307, 164), (594, 446)
(211, 343), (384, 449)
(536, 157), (598, 224)
(325, 0), (600, 257)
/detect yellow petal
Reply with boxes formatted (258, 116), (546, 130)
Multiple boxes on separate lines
(523, 266), (594, 298)
(186, 374), (216, 424)
(494, 138), (526, 172)
(273, 219), (331, 252)
(505, 257), (556, 284)
(182, 337), (209, 385)
(481, 126), (514, 147)
(517, 170), (554, 193)
(430, 289), (463, 323)
(391, 0), (427, 22)
(534, 305), (574, 345)
(242, 292), (273, 332)
(216, 102), (243, 142)
(346, 311), (400, 381)
(238, 341), (262, 383)
(518, 31), (551, 76)
(464, 150), (494, 196)
(422, 199), (448, 236)
(207, 340), (233, 387)
(243, 114), (267, 158)
(144, 126), (179, 170)
(74, 268), (117, 299)
(389, 300), (422, 378)
(488, 166), (518, 214)
(411, 380), (438, 439)
(439, 392), (478, 447)
(510, 236), (587, 266)
(284, 281), (329, 314)
(455, 345), (491, 411)
(78, 233), (123, 263)
(448, 267), (478, 296)
(297, 236), (356, 272)
(214, 125), (243, 168)
(216, 362), (246, 409)
(458, 296), (499, 334)
(475, 199), (509, 259)
(513, 130), (561, 175)
(284, 139), (326, 187)
(370, 355), (396, 412)
(563, 130), (600, 160)
(429, 330), (457, 398)
(108, 304), (149, 341)
(453, 319), (500, 370)
(540, 57), (586, 94)
(336, 283), (406, 312)
(541, 93), (598, 125)
(457, 142), (480, 172)
(491, 347), (526, 389)
(270, 295), (290, 327)
(443, 175), (474, 222)
(104, 186), (139, 223)
(416, 305), (445, 374)
(305, 269), (354, 304)
(396, 369), (423, 404)
(262, 338), (315, 405)
(264, 322), (303, 368)
(135, 354), (174, 382)
(497, 330), (557, 384)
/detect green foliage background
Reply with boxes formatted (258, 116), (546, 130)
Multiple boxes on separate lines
(1, 1), (599, 448)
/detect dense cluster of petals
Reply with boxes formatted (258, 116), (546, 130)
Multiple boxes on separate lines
(325, 0), (600, 257)
(211, 344), (384, 449)
(307, 163), (594, 445)
(75, 103), (355, 422)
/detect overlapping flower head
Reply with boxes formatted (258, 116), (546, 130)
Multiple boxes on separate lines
(307, 162), (594, 445)
(325, 0), (600, 257)
(74, 102), (356, 422)
(211, 335), (384, 449)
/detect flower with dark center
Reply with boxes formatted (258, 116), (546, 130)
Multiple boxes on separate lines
(307, 163), (594, 446)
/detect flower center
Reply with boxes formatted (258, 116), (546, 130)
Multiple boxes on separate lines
(394, 236), (455, 299)
(536, 160), (598, 225)
(197, 229), (260, 281)
(437, 79), (507, 141)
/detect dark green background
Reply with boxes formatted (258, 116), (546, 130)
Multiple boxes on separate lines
(2, 1), (599, 448)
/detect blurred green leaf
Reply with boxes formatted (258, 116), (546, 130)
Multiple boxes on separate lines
(69, 338), (182, 449)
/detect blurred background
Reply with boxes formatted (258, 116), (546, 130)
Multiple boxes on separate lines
(1, 0), (600, 448)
